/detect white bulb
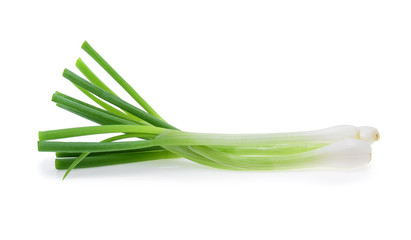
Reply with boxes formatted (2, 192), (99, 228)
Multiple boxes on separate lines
(358, 126), (380, 144)
(318, 139), (372, 168)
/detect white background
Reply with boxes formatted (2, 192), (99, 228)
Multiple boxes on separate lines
(1, 0), (410, 239)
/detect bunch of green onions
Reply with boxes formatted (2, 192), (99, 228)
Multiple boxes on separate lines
(38, 41), (380, 179)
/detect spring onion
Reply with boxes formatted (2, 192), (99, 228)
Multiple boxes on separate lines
(38, 41), (380, 179)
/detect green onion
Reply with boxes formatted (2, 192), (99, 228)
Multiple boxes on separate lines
(38, 41), (380, 179)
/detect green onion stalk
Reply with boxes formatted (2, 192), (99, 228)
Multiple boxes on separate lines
(38, 41), (380, 179)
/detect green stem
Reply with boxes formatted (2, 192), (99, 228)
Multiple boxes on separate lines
(76, 58), (117, 95)
(61, 133), (148, 179)
(56, 103), (117, 126)
(76, 58), (148, 124)
(56, 146), (164, 157)
(39, 125), (165, 141)
(38, 140), (155, 153)
(162, 146), (236, 170)
(56, 150), (179, 170)
(81, 41), (164, 120)
(62, 69), (178, 130)
(73, 84), (142, 122)
(53, 92), (139, 125)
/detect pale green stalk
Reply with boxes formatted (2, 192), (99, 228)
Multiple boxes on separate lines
(153, 125), (359, 147)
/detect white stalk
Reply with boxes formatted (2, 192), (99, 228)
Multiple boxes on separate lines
(155, 125), (360, 147)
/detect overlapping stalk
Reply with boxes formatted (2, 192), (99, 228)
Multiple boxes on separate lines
(37, 41), (379, 179)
